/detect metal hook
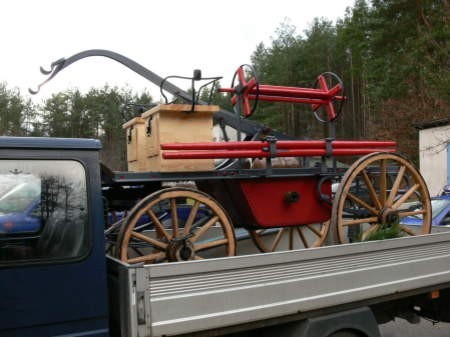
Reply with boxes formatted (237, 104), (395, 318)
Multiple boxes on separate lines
(28, 58), (66, 95)
(40, 66), (52, 75)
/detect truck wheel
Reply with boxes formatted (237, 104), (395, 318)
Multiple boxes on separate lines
(116, 187), (236, 264)
(330, 152), (431, 244)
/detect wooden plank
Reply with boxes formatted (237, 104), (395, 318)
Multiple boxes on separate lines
(146, 155), (214, 172)
(122, 116), (145, 129)
(141, 104), (219, 118)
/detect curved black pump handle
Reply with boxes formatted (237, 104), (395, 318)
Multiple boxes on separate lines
(27, 49), (275, 139)
(28, 49), (194, 103)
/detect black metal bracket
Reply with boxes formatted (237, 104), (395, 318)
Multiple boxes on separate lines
(262, 136), (278, 158)
(261, 136), (278, 176)
(317, 176), (334, 205)
(159, 69), (222, 112)
(218, 118), (229, 142)
(325, 137), (334, 157)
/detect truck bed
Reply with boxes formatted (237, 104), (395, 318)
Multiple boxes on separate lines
(107, 231), (450, 337)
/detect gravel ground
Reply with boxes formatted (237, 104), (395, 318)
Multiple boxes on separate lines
(379, 318), (450, 337)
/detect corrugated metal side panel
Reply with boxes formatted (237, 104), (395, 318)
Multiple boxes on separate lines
(143, 232), (450, 336)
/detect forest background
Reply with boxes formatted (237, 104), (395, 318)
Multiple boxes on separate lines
(0, 0), (448, 170)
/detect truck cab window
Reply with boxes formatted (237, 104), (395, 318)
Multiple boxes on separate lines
(0, 160), (89, 263)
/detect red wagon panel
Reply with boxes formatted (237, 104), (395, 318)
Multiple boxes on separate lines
(238, 177), (331, 227)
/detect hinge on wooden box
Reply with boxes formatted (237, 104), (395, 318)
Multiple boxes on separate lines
(127, 126), (134, 144)
(146, 116), (153, 137)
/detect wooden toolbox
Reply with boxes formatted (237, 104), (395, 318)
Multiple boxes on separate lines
(123, 104), (218, 172)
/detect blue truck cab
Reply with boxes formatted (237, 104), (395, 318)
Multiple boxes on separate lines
(0, 137), (108, 337)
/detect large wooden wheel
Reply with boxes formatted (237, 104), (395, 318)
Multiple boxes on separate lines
(249, 221), (330, 252)
(330, 152), (431, 244)
(116, 188), (236, 264)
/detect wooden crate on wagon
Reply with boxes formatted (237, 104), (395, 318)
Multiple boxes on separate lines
(123, 104), (218, 172)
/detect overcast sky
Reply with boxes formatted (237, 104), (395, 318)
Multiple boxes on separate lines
(1, 0), (354, 103)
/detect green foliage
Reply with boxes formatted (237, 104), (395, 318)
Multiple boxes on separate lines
(360, 223), (403, 241)
(36, 85), (153, 170)
(251, 17), (342, 139)
(249, 0), (449, 158)
(198, 81), (233, 111)
(0, 82), (34, 136)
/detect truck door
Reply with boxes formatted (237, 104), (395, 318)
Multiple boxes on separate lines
(0, 157), (108, 336)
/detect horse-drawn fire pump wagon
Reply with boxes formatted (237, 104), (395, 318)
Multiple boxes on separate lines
(28, 50), (432, 264)
(1, 50), (444, 337)
(101, 65), (430, 265)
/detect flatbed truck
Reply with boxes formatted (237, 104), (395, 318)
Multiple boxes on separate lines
(1, 137), (450, 337)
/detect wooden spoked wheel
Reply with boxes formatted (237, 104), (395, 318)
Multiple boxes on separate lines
(116, 188), (236, 264)
(249, 221), (330, 252)
(330, 152), (431, 244)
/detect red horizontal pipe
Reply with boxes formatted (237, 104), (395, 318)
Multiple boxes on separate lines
(256, 86), (330, 99)
(230, 94), (345, 105)
(218, 87), (235, 94)
(219, 85), (326, 96)
(256, 84), (342, 99)
(220, 84), (343, 99)
(161, 140), (397, 151)
(162, 148), (396, 160)
(230, 94), (331, 106)
(248, 95), (330, 105)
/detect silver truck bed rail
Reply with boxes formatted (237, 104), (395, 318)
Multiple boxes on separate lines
(108, 231), (450, 337)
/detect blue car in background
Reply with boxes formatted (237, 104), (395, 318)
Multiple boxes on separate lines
(400, 194), (450, 227)
(0, 198), (41, 234)
(0, 181), (42, 235)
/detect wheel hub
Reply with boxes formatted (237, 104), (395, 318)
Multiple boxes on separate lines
(379, 208), (400, 226)
(167, 237), (195, 261)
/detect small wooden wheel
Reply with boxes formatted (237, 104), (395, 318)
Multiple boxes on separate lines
(116, 188), (236, 264)
(330, 152), (431, 244)
(249, 221), (330, 252)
